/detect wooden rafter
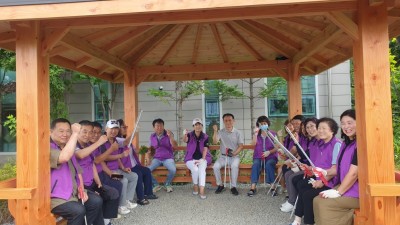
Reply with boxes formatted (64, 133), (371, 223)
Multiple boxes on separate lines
(82, 27), (124, 42)
(73, 26), (153, 69)
(49, 45), (69, 57)
(223, 23), (264, 61)
(277, 17), (327, 30)
(388, 8), (400, 17)
(120, 26), (165, 60)
(50, 55), (113, 81)
(158, 25), (189, 65)
(40, 1), (358, 28)
(388, 20), (400, 37)
(245, 20), (301, 50)
(127, 24), (177, 65)
(136, 60), (288, 75)
(191, 24), (203, 64)
(97, 65), (111, 76)
(0, 31), (15, 43)
(210, 24), (229, 63)
(327, 12), (359, 40)
(324, 43), (352, 56)
(60, 33), (130, 72)
(234, 20), (295, 58)
(293, 24), (342, 66)
(42, 27), (70, 56)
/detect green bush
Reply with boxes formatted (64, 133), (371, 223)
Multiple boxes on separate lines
(393, 117), (400, 170)
(0, 161), (16, 224)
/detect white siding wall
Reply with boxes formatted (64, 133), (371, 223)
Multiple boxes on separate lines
(68, 61), (352, 146)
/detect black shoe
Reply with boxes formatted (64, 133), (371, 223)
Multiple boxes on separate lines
(137, 199), (150, 205)
(270, 189), (278, 197)
(231, 187), (239, 196)
(215, 185), (225, 194)
(145, 194), (158, 200)
(247, 189), (256, 197)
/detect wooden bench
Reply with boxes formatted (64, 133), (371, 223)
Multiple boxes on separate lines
(142, 145), (271, 186)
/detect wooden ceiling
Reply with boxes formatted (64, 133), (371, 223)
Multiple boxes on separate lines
(0, 0), (399, 83)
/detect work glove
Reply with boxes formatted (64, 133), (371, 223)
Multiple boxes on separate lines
(262, 151), (270, 158)
(312, 167), (328, 177)
(320, 189), (341, 198)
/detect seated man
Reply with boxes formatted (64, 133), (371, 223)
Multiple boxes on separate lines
(75, 120), (120, 224)
(212, 113), (244, 196)
(50, 118), (104, 225)
(146, 118), (177, 193)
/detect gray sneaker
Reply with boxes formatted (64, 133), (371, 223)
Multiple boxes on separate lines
(165, 185), (173, 193)
(152, 185), (162, 193)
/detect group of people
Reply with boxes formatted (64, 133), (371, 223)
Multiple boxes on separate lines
(50, 109), (359, 225)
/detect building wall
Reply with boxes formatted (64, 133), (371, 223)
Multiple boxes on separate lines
(68, 61), (352, 147)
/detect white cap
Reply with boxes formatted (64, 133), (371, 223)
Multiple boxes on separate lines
(106, 119), (120, 128)
(192, 118), (203, 126)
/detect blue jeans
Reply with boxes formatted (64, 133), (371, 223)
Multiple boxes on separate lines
(148, 158), (176, 186)
(250, 158), (277, 184)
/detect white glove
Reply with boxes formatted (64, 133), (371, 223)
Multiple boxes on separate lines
(183, 129), (188, 135)
(308, 178), (316, 185)
(253, 128), (259, 135)
(320, 189), (341, 198)
(313, 167), (327, 177)
(262, 151), (270, 158)
(291, 165), (300, 173)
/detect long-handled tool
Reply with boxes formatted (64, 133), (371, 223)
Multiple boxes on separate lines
(78, 186), (88, 225)
(127, 110), (144, 147)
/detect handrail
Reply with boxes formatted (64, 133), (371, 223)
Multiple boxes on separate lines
(0, 178), (35, 200)
(0, 178), (16, 188)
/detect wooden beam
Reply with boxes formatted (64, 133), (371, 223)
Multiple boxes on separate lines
(223, 23), (264, 61)
(158, 25), (189, 65)
(127, 24), (177, 65)
(0, 178), (16, 188)
(124, 71), (139, 146)
(49, 45), (69, 57)
(277, 17), (327, 30)
(353, 1), (397, 224)
(0, 31), (15, 43)
(102, 26), (152, 52)
(50, 56), (113, 81)
(234, 20), (295, 58)
(42, 27), (70, 56)
(75, 56), (92, 68)
(0, 188), (35, 200)
(191, 24), (203, 64)
(287, 64), (302, 117)
(369, 184), (400, 196)
(369, 0), (385, 6)
(39, 1), (358, 28)
(261, 18), (314, 42)
(389, 20), (400, 38)
(82, 27), (124, 42)
(293, 24), (342, 66)
(327, 11), (359, 40)
(388, 8), (400, 17)
(210, 24), (229, 63)
(60, 33), (130, 72)
(14, 20), (52, 225)
(137, 60), (289, 74)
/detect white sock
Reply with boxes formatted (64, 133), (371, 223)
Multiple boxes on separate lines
(104, 218), (110, 224)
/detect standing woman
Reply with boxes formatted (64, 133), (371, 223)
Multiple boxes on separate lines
(247, 115), (278, 196)
(183, 118), (212, 199)
(313, 109), (358, 225)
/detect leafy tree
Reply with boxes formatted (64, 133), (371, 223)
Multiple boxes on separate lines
(390, 38), (400, 168)
(148, 81), (205, 145)
(0, 49), (16, 141)
(49, 65), (74, 120)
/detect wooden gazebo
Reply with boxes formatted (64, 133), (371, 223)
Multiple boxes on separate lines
(0, 0), (399, 224)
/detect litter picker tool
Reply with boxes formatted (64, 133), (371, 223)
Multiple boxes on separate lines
(220, 134), (232, 189)
(265, 129), (301, 166)
(78, 186), (88, 225)
(127, 110), (143, 147)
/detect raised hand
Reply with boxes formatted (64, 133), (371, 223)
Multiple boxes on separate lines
(97, 135), (108, 145)
(212, 124), (218, 132)
(71, 123), (81, 134)
(262, 151), (270, 158)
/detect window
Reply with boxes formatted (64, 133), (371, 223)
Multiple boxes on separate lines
(204, 81), (220, 142)
(0, 69), (16, 153)
(267, 76), (316, 117)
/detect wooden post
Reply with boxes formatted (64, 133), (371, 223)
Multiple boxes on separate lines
(124, 70), (138, 148)
(287, 64), (302, 118)
(353, 1), (397, 224)
(14, 21), (52, 225)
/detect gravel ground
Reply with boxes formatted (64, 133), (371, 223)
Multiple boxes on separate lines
(112, 184), (293, 225)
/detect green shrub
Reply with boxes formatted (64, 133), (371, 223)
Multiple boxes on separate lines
(393, 117), (400, 170)
(0, 161), (16, 224)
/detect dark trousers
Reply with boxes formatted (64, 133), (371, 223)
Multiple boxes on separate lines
(98, 171), (123, 199)
(51, 190), (104, 225)
(132, 165), (153, 200)
(85, 181), (120, 219)
(294, 178), (330, 224)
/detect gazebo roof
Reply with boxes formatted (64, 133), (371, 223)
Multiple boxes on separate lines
(0, 1), (399, 83)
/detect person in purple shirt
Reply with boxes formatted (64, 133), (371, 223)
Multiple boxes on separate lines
(50, 118), (104, 225)
(183, 118), (212, 199)
(146, 118), (178, 193)
(290, 117), (342, 225)
(247, 116), (278, 197)
(313, 109), (359, 225)
(75, 120), (120, 225)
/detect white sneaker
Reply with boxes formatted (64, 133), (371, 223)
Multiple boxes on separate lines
(166, 185), (173, 193)
(118, 206), (130, 215)
(281, 201), (290, 207)
(280, 203), (294, 212)
(126, 200), (138, 209)
(152, 185), (162, 193)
